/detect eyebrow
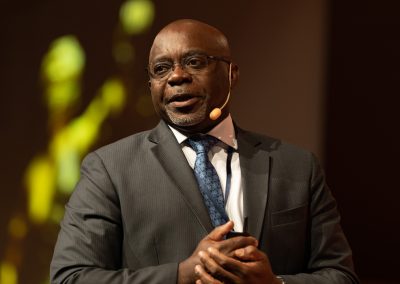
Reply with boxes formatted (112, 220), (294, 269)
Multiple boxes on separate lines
(151, 49), (208, 63)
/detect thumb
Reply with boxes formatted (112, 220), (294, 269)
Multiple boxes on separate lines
(208, 220), (234, 241)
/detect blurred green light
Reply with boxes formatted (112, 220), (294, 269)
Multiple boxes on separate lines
(25, 156), (55, 224)
(100, 78), (126, 113)
(41, 35), (85, 111)
(48, 78), (127, 184)
(120, 0), (154, 35)
(42, 35), (85, 83)
(51, 204), (66, 224)
(56, 147), (80, 194)
(67, 115), (100, 156)
(46, 82), (80, 110)
(0, 262), (17, 284)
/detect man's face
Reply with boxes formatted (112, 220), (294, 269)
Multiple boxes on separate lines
(148, 25), (235, 134)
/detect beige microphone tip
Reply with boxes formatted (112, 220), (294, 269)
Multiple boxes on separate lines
(209, 108), (222, 120)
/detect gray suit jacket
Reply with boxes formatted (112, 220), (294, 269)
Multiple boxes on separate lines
(50, 120), (358, 283)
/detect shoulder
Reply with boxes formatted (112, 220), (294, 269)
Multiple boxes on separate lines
(95, 129), (153, 157)
(237, 127), (313, 160)
(81, 120), (175, 168)
(237, 127), (318, 178)
(81, 126), (159, 171)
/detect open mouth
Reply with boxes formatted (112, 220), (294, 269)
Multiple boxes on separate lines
(167, 94), (203, 109)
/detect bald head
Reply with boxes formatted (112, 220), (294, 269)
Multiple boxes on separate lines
(149, 19), (231, 62)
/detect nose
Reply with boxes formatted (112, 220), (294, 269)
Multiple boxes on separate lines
(167, 64), (192, 86)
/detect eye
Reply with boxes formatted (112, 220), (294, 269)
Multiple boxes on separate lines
(184, 55), (208, 69)
(152, 62), (172, 76)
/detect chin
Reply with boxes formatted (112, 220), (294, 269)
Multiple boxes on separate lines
(169, 114), (204, 127)
(167, 108), (208, 127)
(167, 113), (217, 134)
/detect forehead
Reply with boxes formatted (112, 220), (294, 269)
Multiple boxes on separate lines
(149, 28), (227, 62)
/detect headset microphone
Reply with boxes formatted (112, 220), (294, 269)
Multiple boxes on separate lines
(209, 63), (233, 121)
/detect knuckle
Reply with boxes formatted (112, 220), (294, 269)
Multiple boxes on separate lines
(218, 257), (227, 267)
(247, 245), (257, 253)
(245, 236), (256, 244)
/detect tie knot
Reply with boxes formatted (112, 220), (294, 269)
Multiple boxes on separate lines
(187, 135), (219, 154)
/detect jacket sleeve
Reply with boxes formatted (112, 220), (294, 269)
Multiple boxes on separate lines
(280, 154), (359, 284)
(50, 152), (179, 284)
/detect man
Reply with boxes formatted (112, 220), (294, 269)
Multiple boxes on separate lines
(50, 19), (358, 283)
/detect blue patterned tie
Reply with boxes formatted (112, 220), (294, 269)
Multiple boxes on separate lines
(187, 135), (229, 227)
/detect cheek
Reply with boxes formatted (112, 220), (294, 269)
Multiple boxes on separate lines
(211, 69), (229, 89)
(209, 78), (229, 102)
(150, 84), (164, 103)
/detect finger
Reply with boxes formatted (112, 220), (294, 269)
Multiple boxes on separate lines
(234, 245), (266, 261)
(207, 247), (246, 277)
(218, 236), (258, 255)
(210, 247), (276, 283)
(195, 264), (223, 284)
(207, 220), (234, 241)
(198, 250), (240, 282)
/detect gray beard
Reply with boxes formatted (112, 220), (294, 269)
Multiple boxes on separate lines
(166, 105), (208, 127)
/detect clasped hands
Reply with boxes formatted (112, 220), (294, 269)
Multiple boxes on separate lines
(178, 221), (281, 284)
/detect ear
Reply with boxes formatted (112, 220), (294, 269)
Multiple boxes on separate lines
(230, 63), (239, 88)
(148, 80), (152, 89)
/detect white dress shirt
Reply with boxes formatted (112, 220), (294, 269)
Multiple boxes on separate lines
(169, 115), (244, 232)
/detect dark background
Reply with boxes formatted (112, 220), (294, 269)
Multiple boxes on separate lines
(1, 0), (399, 283)
(327, 1), (400, 282)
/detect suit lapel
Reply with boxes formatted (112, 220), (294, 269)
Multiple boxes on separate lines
(148, 121), (214, 233)
(236, 128), (271, 241)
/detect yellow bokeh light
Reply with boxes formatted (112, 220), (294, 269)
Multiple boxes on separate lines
(41, 36), (85, 83)
(56, 146), (80, 194)
(120, 0), (154, 35)
(50, 204), (66, 224)
(25, 156), (56, 224)
(46, 78), (127, 194)
(45, 81), (81, 110)
(100, 78), (126, 113)
(2, 0), (155, 281)
(41, 35), (85, 111)
(0, 261), (18, 284)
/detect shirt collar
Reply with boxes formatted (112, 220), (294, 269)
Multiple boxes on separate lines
(169, 114), (238, 149)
